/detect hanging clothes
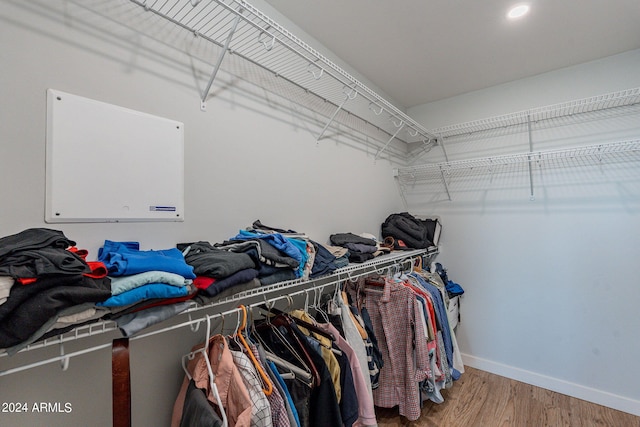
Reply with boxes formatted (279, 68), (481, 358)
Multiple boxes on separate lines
(254, 319), (314, 427)
(248, 343), (292, 427)
(179, 380), (225, 427)
(409, 272), (461, 381)
(171, 334), (253, 427)
(254, 313), (343, 427)
(315, 322), (377, 427)
(329, 290), (375, 402)
(348, 277), (431, 422)
(289, 309), (365, 427)
(266, 359), (300, 427)
(229, 347), (273, 427)
(289, 309), (342, 402)
(341, 290), (383, 389)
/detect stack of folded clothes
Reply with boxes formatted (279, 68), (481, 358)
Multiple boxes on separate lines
(177, 241), (261, 302)
(230, 229), (308, 280)
(97, 240), (197, 336)
(319, 244), (350, 269)
(220, 220), (344, 283)
(0, 228), (112, 354)
(328, 232), (390, 263)
(308, 242), (340, 278)
(224, 221), (308, 284)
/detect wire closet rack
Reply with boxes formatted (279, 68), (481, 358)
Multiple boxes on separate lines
(0, 248), (435, 376)
(428, 87), (640, 139)
(82, 0), (436, 163)
(398, 87), (640, 201)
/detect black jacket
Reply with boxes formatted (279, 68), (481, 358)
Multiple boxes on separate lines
(381, 212), (433, 249)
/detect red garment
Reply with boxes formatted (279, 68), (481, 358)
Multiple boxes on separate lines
(129, 291), (197, 314)
(67, 246), (89, 260)
(84, 261), (108, 279)
(193, 276), (216, 290)
(17, 261), (108, 285)
(18, 247), (106, 284)
(404, 281), (444, 381)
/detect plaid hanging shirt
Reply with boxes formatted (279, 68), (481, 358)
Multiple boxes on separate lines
(364, 279), (431, 422)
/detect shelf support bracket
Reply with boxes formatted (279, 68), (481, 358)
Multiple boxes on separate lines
(200, 11), (242, 111)
(393, 169), (409, 210)
(439, 165), (452, 201)
(316, 85), (358, 141)
(59, 338), (69, 371)
(438, 137), (450, 163)
(374, 120), (404, 161)
(527, 113), (535, 200)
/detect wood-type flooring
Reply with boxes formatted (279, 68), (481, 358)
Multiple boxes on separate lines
(375, 366), (640, 427)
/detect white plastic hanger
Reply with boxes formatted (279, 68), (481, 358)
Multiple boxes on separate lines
(181, 314), (228, 427)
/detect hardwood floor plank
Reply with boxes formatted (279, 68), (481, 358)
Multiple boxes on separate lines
(374, 367), (640, 427)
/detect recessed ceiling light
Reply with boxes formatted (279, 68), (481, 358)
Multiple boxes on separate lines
(507, 4), (530, 19)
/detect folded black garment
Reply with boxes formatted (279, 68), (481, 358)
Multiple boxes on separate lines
(3, 303), (109, 356)
(329, 233), (377, 247)
(194, 278), (261, 305)
(216, 239), (299, 269)
(0, 247), (90, 279)
(381, 212), (433, 249)
(0, 273), (108, 323)
(178, 241), (256, 278)
(258, 268), (297, 286)
(250, 219), (297, 234)
(0, 228), (76, 260)
(347, 251), (374, 263)
(343, 242), (377, 254)
(0, 275), (111, 348)
(215, 241), (262, 267)
(202, 268), (259, 297)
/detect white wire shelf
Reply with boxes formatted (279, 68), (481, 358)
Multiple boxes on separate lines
(115, 0), (436, 159)
(0, 248), (433, 376)
(430, 87), (640, 139)
(396, 140), (640, 201)
(397, 140), (640, 182)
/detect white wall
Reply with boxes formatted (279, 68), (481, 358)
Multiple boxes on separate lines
(408, 50), (640, 415)
(410, 49), (640, 130)
(2, 0), (639, 423)
(0, 1), (405, 426)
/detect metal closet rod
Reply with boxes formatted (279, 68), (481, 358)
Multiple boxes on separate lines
(0, 249), (428, 376)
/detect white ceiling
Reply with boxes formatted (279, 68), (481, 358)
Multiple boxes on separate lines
(264, 0), (640, 108)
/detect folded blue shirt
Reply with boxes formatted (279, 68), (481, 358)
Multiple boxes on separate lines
(230, 231), (304, 277)
(97, 282), (189, 307)
(98, 240), (195, 278)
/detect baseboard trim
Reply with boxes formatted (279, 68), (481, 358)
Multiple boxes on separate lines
(461, 353), (640, 417)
